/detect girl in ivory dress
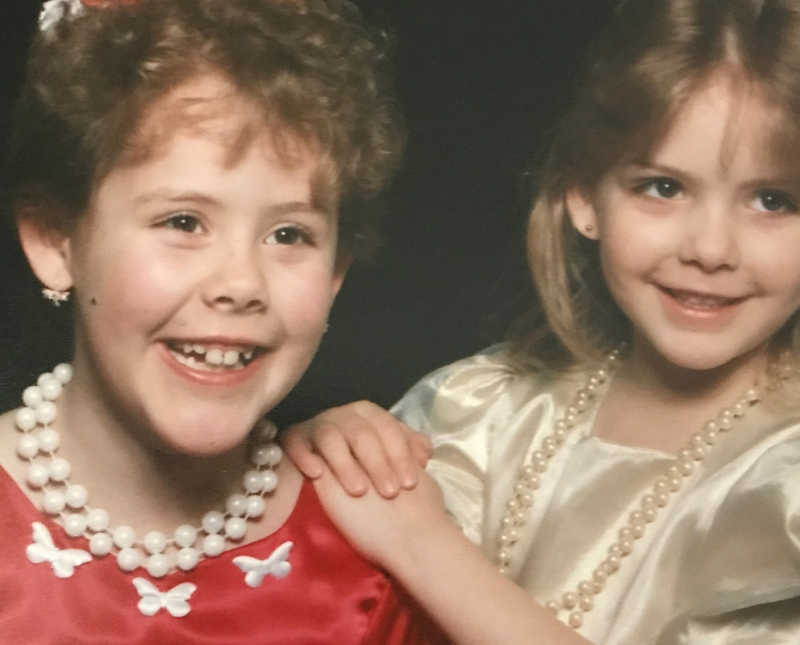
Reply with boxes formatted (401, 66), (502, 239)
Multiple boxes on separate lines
(0, 0), (446, 642)
(288, 0), (800, 642)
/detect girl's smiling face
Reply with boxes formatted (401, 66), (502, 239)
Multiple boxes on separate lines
(40, 75), (346, 455)
(567, 71), (800, 374)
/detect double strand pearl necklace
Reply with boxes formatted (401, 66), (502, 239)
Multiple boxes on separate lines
(496, 349), (762, 630)
(14, 363), (283, 579)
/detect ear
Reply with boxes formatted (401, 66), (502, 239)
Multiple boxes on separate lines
(565, 187), (600, 240)
(331, 254), (352, 298)
(17, 217), (74, 292)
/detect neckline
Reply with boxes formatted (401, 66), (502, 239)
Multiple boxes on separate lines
(573, 367), (706, 459)
(567, 368), (675, 459)
(0, 462), (309, 575)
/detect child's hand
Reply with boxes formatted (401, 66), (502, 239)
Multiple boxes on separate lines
(312, 465), (448, 572)
(282, 401), (432, 498)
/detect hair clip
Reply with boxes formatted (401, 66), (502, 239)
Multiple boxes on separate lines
(39, 0), (86, 33)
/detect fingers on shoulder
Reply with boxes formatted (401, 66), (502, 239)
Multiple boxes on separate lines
(281, 421), (324, 477)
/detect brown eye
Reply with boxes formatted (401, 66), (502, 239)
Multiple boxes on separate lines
(266, 226), (309, 245)
(164, 214), (201, 233)
(754, 190), (797, 213)
(640, 177), (682, 199)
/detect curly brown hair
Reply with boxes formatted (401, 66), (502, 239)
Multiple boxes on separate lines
(7, 0), (404, 259)
(511, 0), (800, 373)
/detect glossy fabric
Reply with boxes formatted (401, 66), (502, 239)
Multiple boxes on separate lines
(0, 470), (446, 644)
(393, 345), (800, 645)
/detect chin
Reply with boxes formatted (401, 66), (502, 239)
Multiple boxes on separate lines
(673, 356), (730, 373)
(151, 410), (258, 457)
(652, 340), (757, 376)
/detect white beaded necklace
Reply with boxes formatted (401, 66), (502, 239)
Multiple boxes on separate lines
(495, 348), (762, 630)
(14, 363), (283, 579)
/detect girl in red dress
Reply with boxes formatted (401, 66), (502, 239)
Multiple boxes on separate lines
(0, 1), (444, 643)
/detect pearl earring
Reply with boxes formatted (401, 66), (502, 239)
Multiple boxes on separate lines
(42, 289), (70, 307)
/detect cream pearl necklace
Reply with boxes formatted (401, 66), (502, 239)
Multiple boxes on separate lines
(14, 363), (283, 579)
(495, 348), (762, 631)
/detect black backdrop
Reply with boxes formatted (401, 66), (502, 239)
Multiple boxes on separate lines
(0, 1), (614, 424)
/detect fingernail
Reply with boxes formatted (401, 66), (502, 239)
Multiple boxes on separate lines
(400, 471), (417, 488)
(350, 479), (367, 495)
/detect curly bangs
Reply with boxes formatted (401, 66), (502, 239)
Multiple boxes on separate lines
(7, 0), (405, 259)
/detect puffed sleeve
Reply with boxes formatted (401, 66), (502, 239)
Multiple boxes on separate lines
(391, 346), (519, 545)
(652, 428), (800, 644)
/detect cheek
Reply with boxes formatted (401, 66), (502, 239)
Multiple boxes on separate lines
(599, 216), (670, 277)
(598, 236), (637, 289)
(769, 263), (800, 310)
(271, 264), (337, 334)
(77, 244), (188, 327)
(744, 233), (800, 294)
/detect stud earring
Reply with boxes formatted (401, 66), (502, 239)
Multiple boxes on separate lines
(42, 288), (70, 307)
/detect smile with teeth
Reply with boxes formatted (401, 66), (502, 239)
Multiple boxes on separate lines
(165, 341), (264, 371)
(662, 287), (745, 309)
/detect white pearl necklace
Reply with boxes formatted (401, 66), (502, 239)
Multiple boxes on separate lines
(496, 349), (761, 630)
(14, 364), (283, 578)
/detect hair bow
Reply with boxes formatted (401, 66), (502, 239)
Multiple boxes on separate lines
(39, 0), (85, 32)
(39, 0), (139, 33)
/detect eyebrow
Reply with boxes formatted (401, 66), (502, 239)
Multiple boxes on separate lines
(626, 161), (800, 187)
(133, 190), (326, 217)
(627, 161), (687, 177)
(133, 190), (220, 207)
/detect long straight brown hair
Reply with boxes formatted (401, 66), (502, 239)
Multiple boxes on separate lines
(511, 0), (800, 373)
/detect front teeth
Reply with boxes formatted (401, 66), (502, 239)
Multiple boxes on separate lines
(168, 343), (258, 371)
(205, 349), (240, 366)
(671, 290), (736, 308)
(206, 349), (224, 365)
(173, 353), (210, 370)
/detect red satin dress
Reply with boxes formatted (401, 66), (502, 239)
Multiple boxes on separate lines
(0, 468), (448, 644)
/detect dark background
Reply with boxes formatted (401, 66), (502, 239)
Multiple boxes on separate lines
(0, 1), (613, 423)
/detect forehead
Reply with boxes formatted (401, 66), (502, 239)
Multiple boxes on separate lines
(111, 73), (335, 209)
(126, 73), (319, 173)
(645, 71), (797, 177)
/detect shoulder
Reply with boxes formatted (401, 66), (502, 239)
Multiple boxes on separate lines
(693, 412), (800, 542)
(392, 344), (553, 433)
(719, 412), (800, 499)
(680, 419), (800, 615)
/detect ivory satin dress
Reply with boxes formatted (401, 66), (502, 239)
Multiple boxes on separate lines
(394, 345), (800, 645)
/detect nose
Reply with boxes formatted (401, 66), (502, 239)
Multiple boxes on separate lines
(677, 203), (739, 272)
(201, 244), (268, 314)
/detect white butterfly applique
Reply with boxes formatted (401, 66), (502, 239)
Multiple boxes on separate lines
(133, 578), (197, 618)
(39, 0), (85, 33)
(26, 521), (92, 579)
(233, 541), (293, 588)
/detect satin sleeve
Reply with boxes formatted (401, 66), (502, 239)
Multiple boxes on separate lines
(391, 346), (521, 544)
(657, 431), (800, 645)
(393, 347), (800, 644)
